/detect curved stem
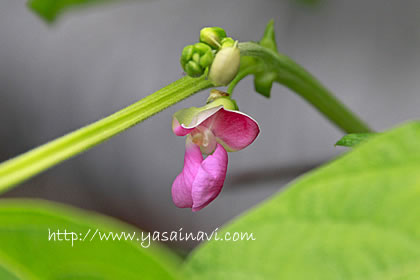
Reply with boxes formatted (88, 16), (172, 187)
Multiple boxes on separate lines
(227, 65), (264, 94)
(238, 42), (372, 133)
(0, 76), (212, 193)
(0, 41), (373, 193)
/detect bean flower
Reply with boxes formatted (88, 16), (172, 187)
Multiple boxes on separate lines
(171, 95), (260, 211)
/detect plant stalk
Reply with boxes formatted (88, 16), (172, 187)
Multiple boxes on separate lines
(238, 42), (372, 133)
(0, 76), (212, 193)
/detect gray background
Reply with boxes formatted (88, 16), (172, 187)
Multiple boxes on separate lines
(1, 0), (419, 250)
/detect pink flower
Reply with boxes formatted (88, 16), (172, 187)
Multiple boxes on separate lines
(171, 103), (260, 211)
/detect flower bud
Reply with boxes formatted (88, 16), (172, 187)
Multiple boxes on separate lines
(200, 27), (227, 49)
(208, 43), (240, 86)
(221, 37), (235, 48)
(185, 61), (203, 77)
(210, 97), (238, 111)
(180, 43), (214, 77)
(206, 89), (229, 103)
(204, 92), (238, 111)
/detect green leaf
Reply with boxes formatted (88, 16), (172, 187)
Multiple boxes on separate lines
(335, 133), (376, 147)
(185, 121), (420, 279)
(0, 266), (20, 280)
(27, 0), (112, 23)
(0, 199), (180, 279)
(294, 0), (323, 6)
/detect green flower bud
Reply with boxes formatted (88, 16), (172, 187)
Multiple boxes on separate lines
(221, 37), (235, 48)
(208, 42), (241, 86)
(200, 27), (227, 49)
(204, 94), (238, 111)
(199, 51), (213, 68)
(185, 61), (203, 77)
(180, 43), (214, 77)
(192, 53), (200, 64)
(194, 42), (212, 53)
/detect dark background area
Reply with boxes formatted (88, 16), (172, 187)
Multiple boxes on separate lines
(1, 0), (419, 250)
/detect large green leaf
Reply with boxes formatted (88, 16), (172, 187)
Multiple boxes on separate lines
(185, 122), (420, 279)
(27, 0), (113, 23)
(0, 199), (180, 279)
(0, 265), (20, 280)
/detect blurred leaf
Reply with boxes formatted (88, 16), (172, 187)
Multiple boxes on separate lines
(185, 122), (420, 279)
(0, 266), (20, 280)
(335, 133), (376, 147)
(27, 0), (113, 23)
(0, 199), (180, 279)
(294, 0), (323, 6)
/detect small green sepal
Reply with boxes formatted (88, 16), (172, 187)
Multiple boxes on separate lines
(253, 19), (279, 98)
(259, 19), (278, 52)
(254, 72), (277, 98)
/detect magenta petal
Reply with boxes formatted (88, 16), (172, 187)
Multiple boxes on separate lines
(172, 118), (194, 136)
(191, 144), (228, 212)
(172, 140), (203, 208)
(172, 107), (222, 136)
(201, 108), (260, 152)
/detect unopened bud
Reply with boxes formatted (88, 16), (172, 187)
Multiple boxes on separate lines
(221, 37), (235, 48)
(180, 43), (214, 77)
(208, 42), (240, 86)
(200, 27), (227, 49)
(205, 95), (238, 111)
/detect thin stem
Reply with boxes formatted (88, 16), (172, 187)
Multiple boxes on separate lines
(238, 42), (372, 133)
(227, 65), (263, 94)
(0, 76), (212, 193)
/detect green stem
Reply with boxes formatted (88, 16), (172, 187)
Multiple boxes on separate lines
(0, 76), (212, 193)
(238, 42), (372, 133)
(226, 65), (264, 94)
(0, 41), (373, 193)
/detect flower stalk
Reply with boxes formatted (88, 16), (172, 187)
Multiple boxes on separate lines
(0, 22), (372, 195)
(0, 76), (212, 193)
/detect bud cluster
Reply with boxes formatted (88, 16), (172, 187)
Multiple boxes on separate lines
(180, 27), (241, 86)
(180, 43), (214, 77)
